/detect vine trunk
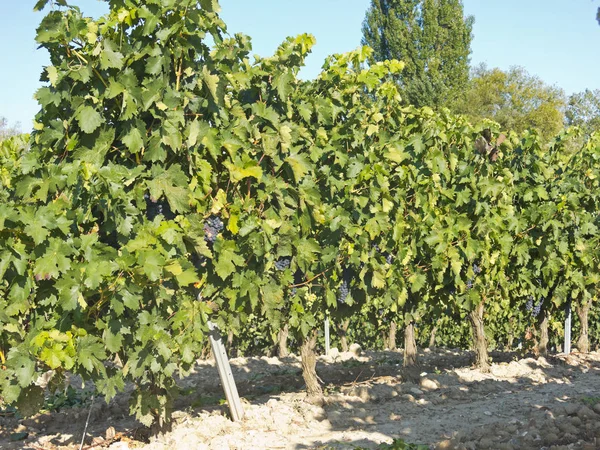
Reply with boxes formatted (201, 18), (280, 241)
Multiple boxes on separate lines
(576, 301), (590, 354)
(300, 330), (323, 402)
(469, 302), (490, 372)
(404, 322), (417, 367)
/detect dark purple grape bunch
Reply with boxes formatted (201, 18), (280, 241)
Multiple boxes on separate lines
(145, 193), (175, 220)
(203, 215), (224, 245)
(275, 257), (291, 271)
(466, 260), (481, 291)
(526, 296), (534, 311)
(290, 269), (304, 297)
(337, 268), (352, 304)
(526, 296), (543, 317)
(338, 279), (349, 304)
(145, 193), (163, 220)
(371, 242), (394, 264)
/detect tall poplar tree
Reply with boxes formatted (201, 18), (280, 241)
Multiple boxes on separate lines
(361, 0), (474, 108)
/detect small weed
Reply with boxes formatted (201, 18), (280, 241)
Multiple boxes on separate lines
(43, 386), (96, 413)
(190, 395), (226, 408)
(581, 396), (600, 407)
(324, 383), (341, 395)
(342, 359), (365, 369)
(354, 438), (430, 449)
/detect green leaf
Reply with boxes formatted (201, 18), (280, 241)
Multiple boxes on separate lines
(7, 350), (36, 388)
(77, 336), (107, 373)
(137, 250), (166, 281)
(285, 153), (311, 182)
(15, 386), (44, 418)
(104, 329), (123, 353)
(122, 126), (144, 153)
(76, 106), (103, 134)
(34, 243), (71, 279)
(100, 39), (124, 70)
(214, 240), (245, 280)
(175, 268), (199, 286)
(202, 66), (223, 106)
(408, 272), (427, 293)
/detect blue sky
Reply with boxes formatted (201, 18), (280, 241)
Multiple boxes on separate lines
(1, 0), (599, 131)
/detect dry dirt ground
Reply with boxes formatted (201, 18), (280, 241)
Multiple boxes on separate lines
(2, 347), (600, 450)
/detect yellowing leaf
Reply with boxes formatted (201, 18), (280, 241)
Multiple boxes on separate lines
(46, 66), (58, 87)
(224, 160), (262, 182)
(77, 293), (88, 310)
(228, 212), (239, 234)
(165, 261), (183, 276)
(366, 123), (379, 136)
(371, 270), (386, 289)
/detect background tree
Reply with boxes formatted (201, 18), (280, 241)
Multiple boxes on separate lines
(361, 0), (474, 108)
(0, 117), (20, 140)
(565, 89), (600, 136)
(453, 64), (566, 142)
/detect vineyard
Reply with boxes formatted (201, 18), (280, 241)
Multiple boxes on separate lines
(2, 0), (600, 448)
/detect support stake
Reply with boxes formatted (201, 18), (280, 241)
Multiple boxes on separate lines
(324, 318), (330, 356)
(564, 301), (572, 355)
(207, 321), (245, 421)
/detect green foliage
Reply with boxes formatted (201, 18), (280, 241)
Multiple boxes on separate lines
(566, 89), (600, 137)
(3, 0), (600, 435)
(361, 0), (474, 108)
(43, 385), (96, 412)
(453, 64), (566, 142)
(1, 0), (318, 429)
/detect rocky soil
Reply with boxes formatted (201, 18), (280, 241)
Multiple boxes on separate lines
(2, 348), (600, 449)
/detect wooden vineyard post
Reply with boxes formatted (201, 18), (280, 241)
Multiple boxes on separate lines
(324, 318), (330, 356)
(207, 321), (245, 422)
(564, 301), (572, 355)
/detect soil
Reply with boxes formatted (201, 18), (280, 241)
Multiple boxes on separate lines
(2, 347), (600, 449)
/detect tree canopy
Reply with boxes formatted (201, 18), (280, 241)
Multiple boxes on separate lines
(361, 0), (474, 109)
(565, 89), (600, 137)
(452, 64), (566, 142)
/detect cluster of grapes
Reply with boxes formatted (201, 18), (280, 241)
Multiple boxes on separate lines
(337, 268), (352, 304)
(274, 257), (291, 271)
(525, 296), (534, 311)
(144, 193), (175, 221)
(203, 215), (224, 244)
(526, 296), (543, 317)
(191, 252), (206, 269)
(290, 269), (305, 296)
(465, 260), (481, 291)
(338, 279), (349, 304)
(371, 242), (394, 264)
